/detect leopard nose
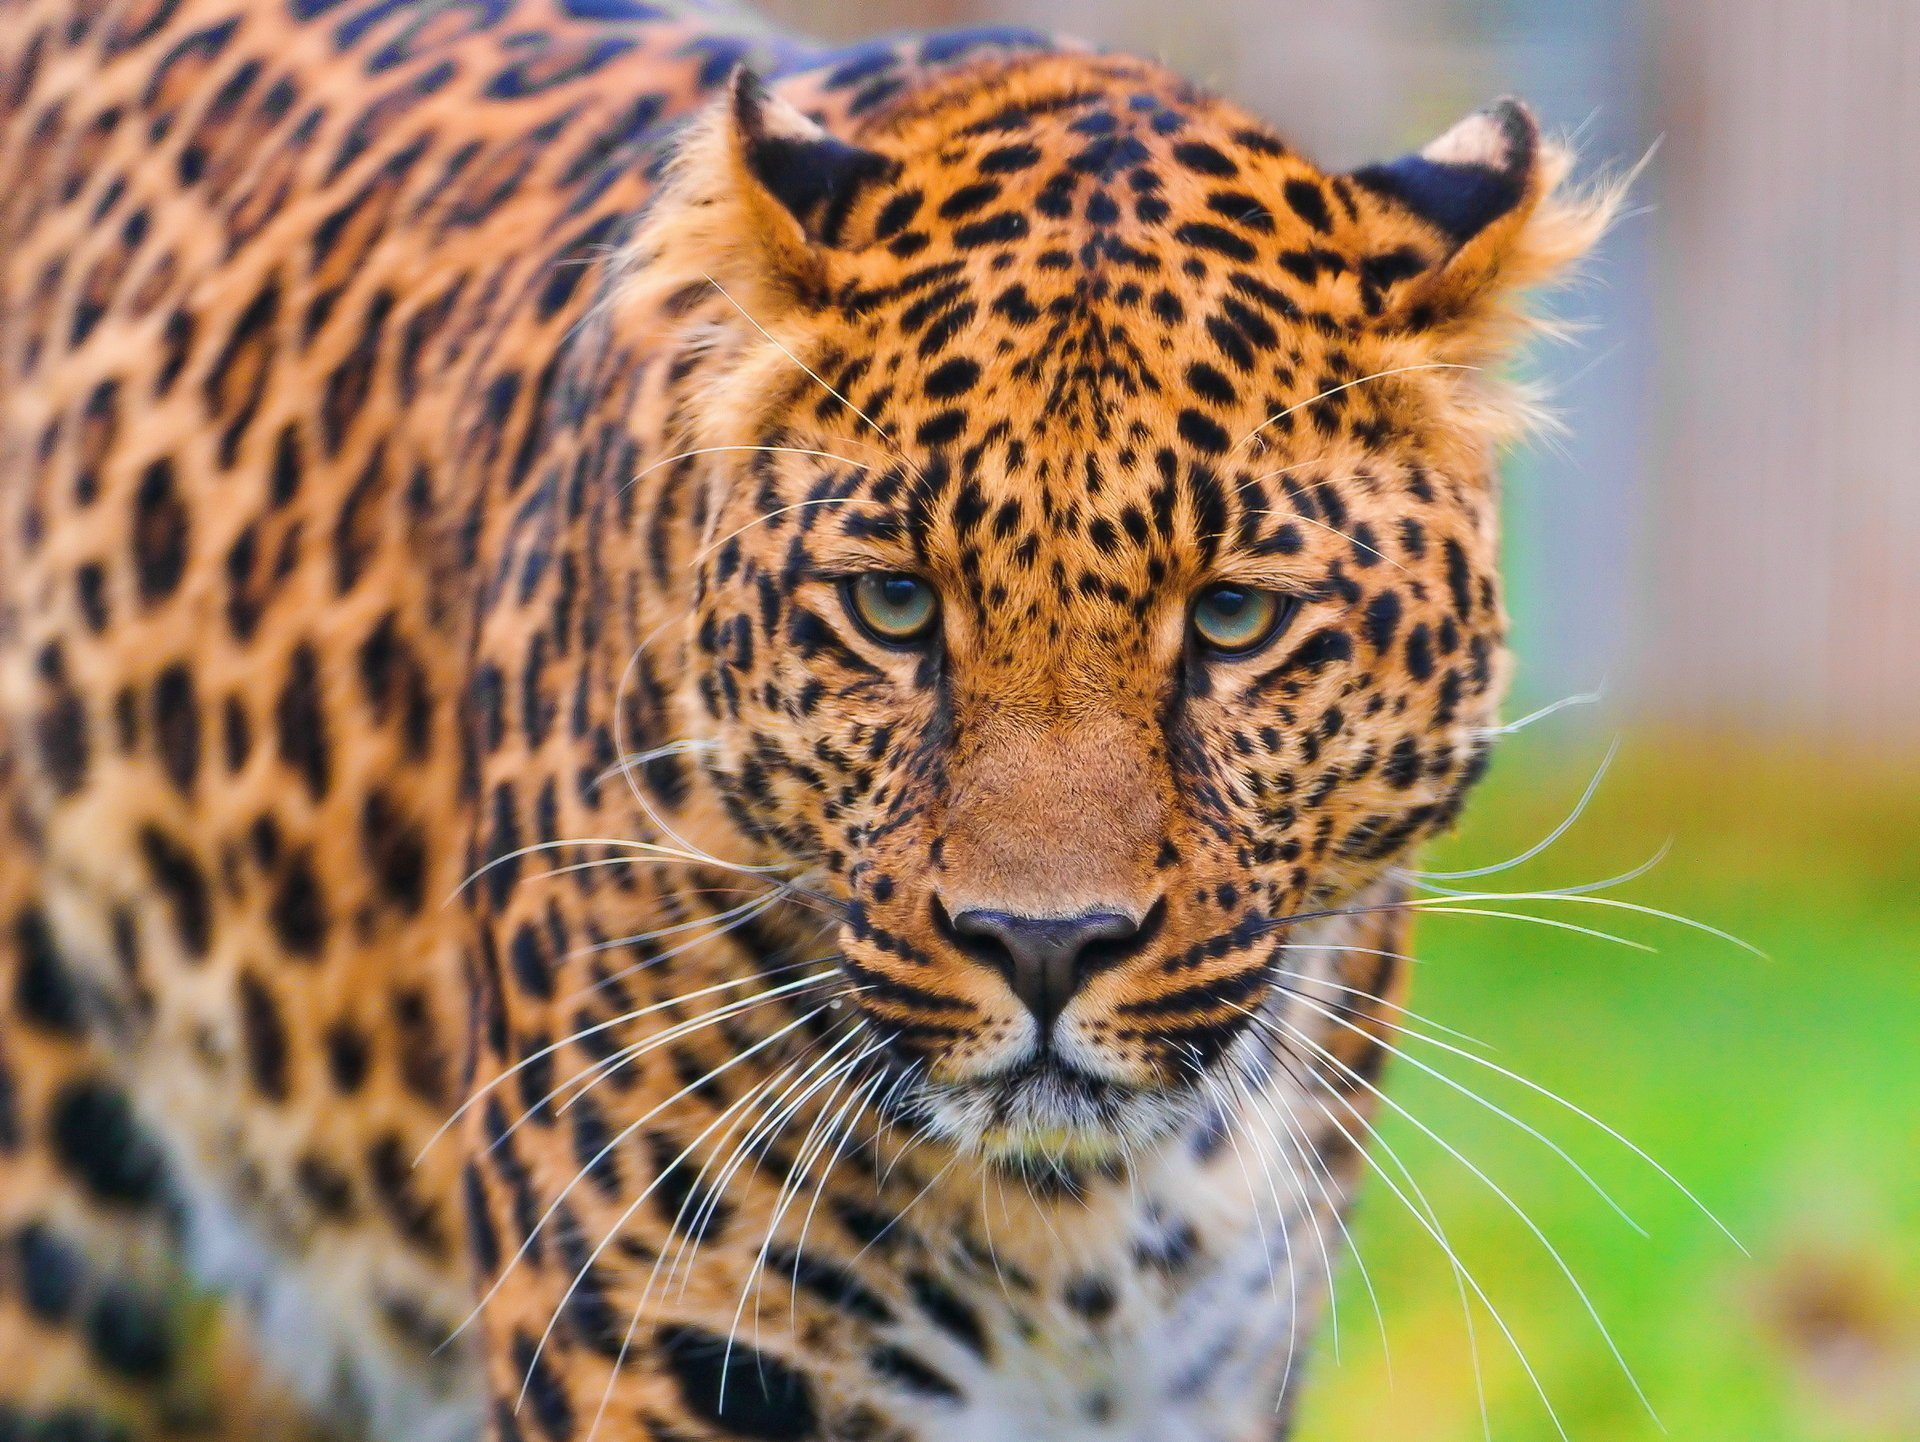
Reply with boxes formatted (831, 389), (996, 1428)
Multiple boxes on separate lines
(947, 907), (1146, 1030)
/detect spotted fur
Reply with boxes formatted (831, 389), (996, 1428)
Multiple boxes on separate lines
(0, 2), (1613, 1438)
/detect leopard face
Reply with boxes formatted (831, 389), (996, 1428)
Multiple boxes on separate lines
(623, 60), (1602, 1164)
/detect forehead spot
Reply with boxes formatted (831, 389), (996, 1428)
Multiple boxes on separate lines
(1171, 140), (1239, 177)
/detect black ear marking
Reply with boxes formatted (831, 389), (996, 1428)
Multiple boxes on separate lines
(1351, 99), (1539, 248)
(731, 68), (898, 246)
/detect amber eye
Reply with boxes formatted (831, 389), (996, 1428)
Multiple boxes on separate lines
(1191, 583), (1290, 657)
(843, 573), (939, 647)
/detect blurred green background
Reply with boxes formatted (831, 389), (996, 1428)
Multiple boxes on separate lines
(756, 0), (1920, 1436)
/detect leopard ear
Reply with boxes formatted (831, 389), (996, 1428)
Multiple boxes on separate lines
(1353, 100), (1542, 259)
(640, 68), (897, 313)
(1350, 99), (1616, 348)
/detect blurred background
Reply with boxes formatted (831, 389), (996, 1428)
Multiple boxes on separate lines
(758, 1), (1920, 1438)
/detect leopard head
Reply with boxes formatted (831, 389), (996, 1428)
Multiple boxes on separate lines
(617, 55), (1613, 1162)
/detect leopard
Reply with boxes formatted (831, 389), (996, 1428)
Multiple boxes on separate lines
(0, 1), (1617, 1439)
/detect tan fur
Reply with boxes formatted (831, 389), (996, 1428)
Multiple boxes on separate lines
(0, 5), (1608, 1439)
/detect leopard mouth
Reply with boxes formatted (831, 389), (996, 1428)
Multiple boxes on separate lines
(909, 1053), (1202, 1164)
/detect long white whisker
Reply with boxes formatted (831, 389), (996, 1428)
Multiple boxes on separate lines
(1243, 507), (1415, 576)
(704, 274), (916, 474)
(513, 1004), (835, 1411)
(1196, 1064), (1304, 1384)
(577, 887), (792, 957)
(619, 444), (879, 499)
(662, 1020), (873, 1305)
(1269, 953), (1496, 1052)
(490, 967), (835, 1150)
(1247, 1050), (1395, 1382)
(1411, 841), (1672, 900)
(1251, 1006), (1660, 1429)
(1419, 735), (1619, 881)
(1253, 1028), (1563, 1441)
(1328, 995), (1747, 1254)
(693, 496), (881, 563)
(417, 963), (839, 1162)
(785, 1066), (891, 1333)
(608, 639), (757, 881)
(449, 834), (786, 903)
(723, 1057), (868, 1387)
(1280, 990), (1646, 1235)
(1475, 686), (1605, 740)
(1232, 364), (1479, 452)
(591, 738), (719, 790)
(549, 979), (825, 1123)
(1408, 890), (1761, 957)
(1271, 896), (1654, 953)
(587, 1025), (870, 1442)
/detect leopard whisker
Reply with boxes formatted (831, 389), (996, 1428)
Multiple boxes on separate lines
(579, 1043), (826, 1442)
(1231, 457), (1355, 496)
(1259, 895), (1654, 953)
(610, 1022), (874, 1442)
(728, 1043), (872, 1318)
(513, 1005), (839, 1413)
(692, 495), (883, 564)
(1409, 839), (1672, 901)
(1268, 953), (1496, 1052)
(609, 639), (764, 882)
(530, 857), (846, 934)
(1215, 1044), (1369, 1369)
(638, 1029), (855, 1317)
(1202, 1044), (1323, 1402)
(1276, 988), (1647, 1235)
(703, 274), (920, 479)
(574, 885), (793, 956)
(619, 443), (880, 499)
(1243, 506), (1416, 576)
(851, 1135), (960, 1268)
(1193, 1065), (1298, 1352)
(1249, 1028), (1541, 1442)
(563, 889), (797, 995)
(875, 1064), (939, 1189)
(1417, 734), (1618, 881)
(1240, 1047), (1395, 1382)
(1308, 987), (1745, 1253)
(584, 904), (849, 1007)
(587, 1023), (859, 1442)
(454, 966), (834, 1158)
(591, 738), (719, 791)
(786, 1065), (892, 1334)
(1247, 1006), (1659, 1430)
(1408, 890), (1761, 956)
(978, 1169), (1018, 1312)
(552, 968), (842, 1118)
(660, 1017), (874, 1305)
(419, 962), (839, 1162)
(648, 1048), (823, 1300)
(1473, 685), (1605, 740)
(450, 833), (787, 903)
(459, 997), (830, 1364)
(1231, 363), (1481, 453)
(723, 1053), (870, 1386)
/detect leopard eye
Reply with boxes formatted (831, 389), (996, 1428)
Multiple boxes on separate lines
(843, 573), (939, 647)
(1191, 583), (1291, 657)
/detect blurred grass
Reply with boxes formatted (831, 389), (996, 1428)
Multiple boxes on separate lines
(1293, 732), (1920, 1442)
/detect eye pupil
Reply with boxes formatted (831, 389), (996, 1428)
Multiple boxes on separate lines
(1206, 588), (1251, 618)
